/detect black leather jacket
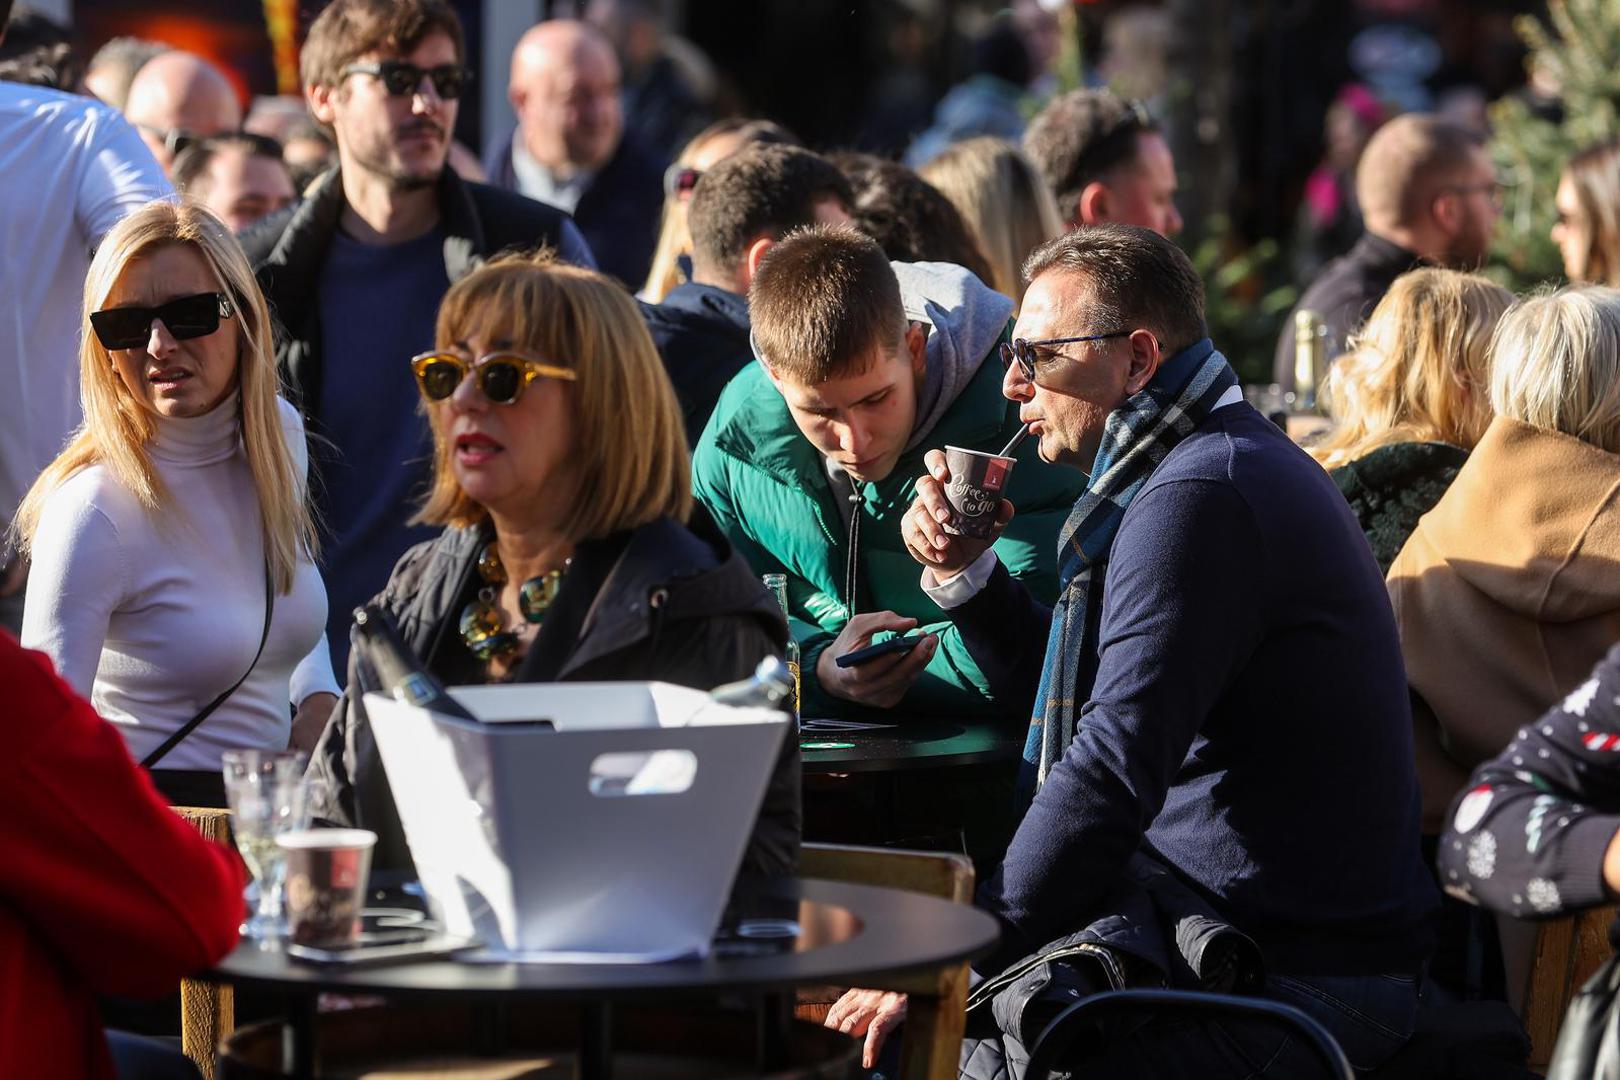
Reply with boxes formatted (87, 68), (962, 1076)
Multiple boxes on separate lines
(306, 513), (802, 880)
(239, 165), (577, 420)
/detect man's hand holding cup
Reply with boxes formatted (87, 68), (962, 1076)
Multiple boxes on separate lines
(905, 447), (1015, 580)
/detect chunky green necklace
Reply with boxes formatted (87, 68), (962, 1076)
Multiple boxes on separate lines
(459, 542), (568, 662)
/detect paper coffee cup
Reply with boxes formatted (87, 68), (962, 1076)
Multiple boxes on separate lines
(278, 828), (376, 945)
(942, 445), (1016, 540)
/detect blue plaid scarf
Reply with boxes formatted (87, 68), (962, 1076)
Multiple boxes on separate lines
(1020, 339), (1239, 799)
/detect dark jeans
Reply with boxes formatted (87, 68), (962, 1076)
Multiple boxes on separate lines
(106, 1031), (201, 1080)
(1084, 972), (1421, 1077)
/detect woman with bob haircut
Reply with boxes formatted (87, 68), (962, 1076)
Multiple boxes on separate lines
(1310, 267), (1512, 572)
(13, 200), (338, 806)
(918, 136), (1063, 308)
(1389, 285), (1620, 836)
(1553, 139), (1620, 287)
(307, 253), (801, 878)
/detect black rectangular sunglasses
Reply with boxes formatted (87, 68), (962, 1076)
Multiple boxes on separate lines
(89, 292), (235, 351)
(341, 61), (471, 99)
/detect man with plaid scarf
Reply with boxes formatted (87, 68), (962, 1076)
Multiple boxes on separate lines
(829, 226), (1438, 1077)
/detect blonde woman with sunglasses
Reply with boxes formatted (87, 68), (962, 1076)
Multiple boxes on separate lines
(12, 201), (337, 806)
(305, 252), (801, 881)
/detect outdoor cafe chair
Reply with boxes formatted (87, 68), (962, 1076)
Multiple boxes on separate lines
(796, 841), (975, 1080)
(1023, 987), (1354, 1080)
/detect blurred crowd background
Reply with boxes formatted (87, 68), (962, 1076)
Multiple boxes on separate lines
(0, 0), (1597, 380)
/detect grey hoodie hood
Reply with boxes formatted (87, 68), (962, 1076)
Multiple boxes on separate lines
(892, 260), (1015, 452)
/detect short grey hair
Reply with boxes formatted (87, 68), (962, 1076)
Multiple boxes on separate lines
(1490, 284), (1620, 453)
(1022, 224), (1207, 354)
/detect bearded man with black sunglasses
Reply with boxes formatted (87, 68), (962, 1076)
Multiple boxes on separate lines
(240, 0), (596, 675)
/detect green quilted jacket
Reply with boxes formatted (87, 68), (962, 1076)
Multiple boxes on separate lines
(693, 357), (1085, 719)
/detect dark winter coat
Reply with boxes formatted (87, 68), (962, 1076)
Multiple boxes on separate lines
(1274, 232), (1426, 393)
(639, 282), (753, 447)
(306, 514), (801, 880)
(958, 854), (1264, 1080)
(483, 130), (665, 289)
(1329, 440), (1469, 575)
(238, 165), (583, 419)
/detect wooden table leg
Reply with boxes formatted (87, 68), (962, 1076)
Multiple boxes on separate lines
(897, 963), (970, 1080)
(180, 978), (234, 1080)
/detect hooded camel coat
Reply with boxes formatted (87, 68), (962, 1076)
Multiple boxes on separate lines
(1389, 416), (1620, 833)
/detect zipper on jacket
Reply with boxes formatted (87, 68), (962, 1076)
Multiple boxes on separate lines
(965, 941), (1138, 1014)
(843, 491), (861, 616)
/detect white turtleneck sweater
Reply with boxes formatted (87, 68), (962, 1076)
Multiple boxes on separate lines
(22, 395), (340, 770)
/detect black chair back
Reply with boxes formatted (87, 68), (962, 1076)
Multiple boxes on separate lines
(1024, 987), (1354, 1080)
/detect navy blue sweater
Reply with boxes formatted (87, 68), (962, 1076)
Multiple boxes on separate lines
(959, 403), (1438, 975)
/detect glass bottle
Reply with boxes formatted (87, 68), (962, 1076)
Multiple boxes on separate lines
(709, 656), (796, 710)
(350, 604), (478, 720)
(761, 573), (801, 719)
(1293, 308), (1328, 413)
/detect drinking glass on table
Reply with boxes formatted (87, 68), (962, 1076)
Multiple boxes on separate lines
(221, 749), (310, 941)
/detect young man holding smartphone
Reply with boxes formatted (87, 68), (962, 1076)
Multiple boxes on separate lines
(693, 225), (1083, 721)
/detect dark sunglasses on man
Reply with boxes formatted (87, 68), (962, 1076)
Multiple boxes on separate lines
(999, 331), (1128, 382)
(90, 292), (236, 352)
(341, 60), (472, 100)
(133, 122), (200, 159)
(411, 351), (577, 406)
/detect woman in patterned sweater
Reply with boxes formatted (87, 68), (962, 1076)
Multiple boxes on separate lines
(1438, 641), (1620, 919)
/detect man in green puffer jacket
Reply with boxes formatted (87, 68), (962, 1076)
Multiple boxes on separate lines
(693, 225), (1084, 722)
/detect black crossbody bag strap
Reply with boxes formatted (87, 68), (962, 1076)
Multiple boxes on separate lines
(141, 560), (275, 769)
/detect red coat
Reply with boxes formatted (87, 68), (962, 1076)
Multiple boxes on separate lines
(0, 632), (245, 1079)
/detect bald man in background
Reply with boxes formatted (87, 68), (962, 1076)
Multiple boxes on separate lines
(1275, 113), (1500, 391)
(483, 19), (663, 286)
(122, 50), (241, 174)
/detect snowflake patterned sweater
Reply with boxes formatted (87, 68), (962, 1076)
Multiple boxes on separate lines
(1437, 642), (1620, 919)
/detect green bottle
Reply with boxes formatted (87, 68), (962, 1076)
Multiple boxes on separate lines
(762, 574), (800, 718)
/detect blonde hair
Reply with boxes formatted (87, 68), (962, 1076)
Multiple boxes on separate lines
(417, 255), (692, 536)
(919, 137), (1063, 305)
(13, 200), (315, 594)
(1312, 268), (1511, 470)
(1489, 284), (1620, 453)
(640, 118), (792, 302)
(1561, 141), (1620, 286)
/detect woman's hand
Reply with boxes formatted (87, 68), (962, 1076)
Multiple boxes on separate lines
(825, 988), (908, 1068)
(289, 692), (339, 753)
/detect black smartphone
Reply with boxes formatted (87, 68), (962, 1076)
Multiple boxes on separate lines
(286, 930), (480, 967)
(835, 635), (923, 668)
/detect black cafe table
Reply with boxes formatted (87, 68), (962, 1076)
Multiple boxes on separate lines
(798, 718), (1020, 775)
(201, 875), (998, 1078)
